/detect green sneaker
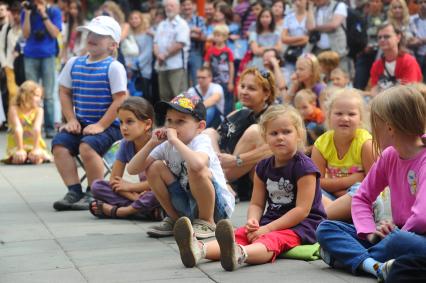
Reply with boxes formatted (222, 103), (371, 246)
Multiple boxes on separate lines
(147, 216), (175, 238)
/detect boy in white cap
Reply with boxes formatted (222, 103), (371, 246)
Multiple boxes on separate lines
(52, 16), (128, 211)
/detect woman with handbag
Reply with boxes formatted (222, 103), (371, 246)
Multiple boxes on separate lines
(281, 0), (309, 85)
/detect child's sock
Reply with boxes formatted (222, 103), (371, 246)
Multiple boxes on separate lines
(361, 257), (382, 277)
(68, 184), (83, 196)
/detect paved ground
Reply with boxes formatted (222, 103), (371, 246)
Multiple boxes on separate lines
(0, 132), (376, 283)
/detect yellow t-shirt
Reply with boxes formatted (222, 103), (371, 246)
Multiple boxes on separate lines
(314, 128), (372, 178)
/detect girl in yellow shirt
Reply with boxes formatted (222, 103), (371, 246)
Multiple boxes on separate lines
(311, 89), (375, 221)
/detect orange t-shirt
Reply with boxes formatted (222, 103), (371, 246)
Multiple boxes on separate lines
(306, 107), (325, 124)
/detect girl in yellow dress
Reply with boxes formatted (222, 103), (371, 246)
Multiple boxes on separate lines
(2, 81), (52, 164)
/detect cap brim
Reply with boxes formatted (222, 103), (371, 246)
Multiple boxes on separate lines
(77, 25), (113, 37)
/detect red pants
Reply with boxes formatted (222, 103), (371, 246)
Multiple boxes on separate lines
(234, 226), (301, 262)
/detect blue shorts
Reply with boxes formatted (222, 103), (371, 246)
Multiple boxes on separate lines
(168, 178), (229, 222)
(322, 182), (361, 201)
(51, 125), (122, 157)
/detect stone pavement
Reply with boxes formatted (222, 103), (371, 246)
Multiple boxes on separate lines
(0, 133), (376, 283)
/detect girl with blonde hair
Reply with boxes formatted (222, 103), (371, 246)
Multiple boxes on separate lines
(174, 104), (326, 271)
(2, 81), (52, 164)
(287, 53), (325, 104)
(317, 85), (426, 282)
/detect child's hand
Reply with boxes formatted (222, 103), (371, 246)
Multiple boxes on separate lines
(151, 128), (167, 144)
(247, 225), (271, 243)
(61, 119), (81, 134)
(83, 123), (105, 135)
(12, 149), (27, 164)
(245, 218), (260, 233)
(28, 148), (43, 164)
(110, 176), (131, 192)
(375, 219), (396, 239)
(166, 128), (178, 144)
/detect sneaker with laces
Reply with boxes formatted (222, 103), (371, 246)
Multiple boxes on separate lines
(215, 219), (247, 271)
(70, 191), (93, 210)
(147, 216), (175, 237)
(53, 191), (84, 211)
(377, 259), (395, 282)
(174, 217), (206, 268)
(193, 219), (216, 239)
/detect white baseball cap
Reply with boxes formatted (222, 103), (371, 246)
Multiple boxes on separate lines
(77, 16), (121, 44)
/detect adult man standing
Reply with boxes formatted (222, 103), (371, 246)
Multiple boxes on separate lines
(307, 0), (349, 73)
(370, 23), (422, 95)
(153, 0), (190, 102)
(21, 0), (61, 138)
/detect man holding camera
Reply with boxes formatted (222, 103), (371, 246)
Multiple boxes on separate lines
(21, 0), (61, 138)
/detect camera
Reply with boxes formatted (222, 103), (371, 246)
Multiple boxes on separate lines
(22, 0), (36, 11)
(34, 30), (46, 41)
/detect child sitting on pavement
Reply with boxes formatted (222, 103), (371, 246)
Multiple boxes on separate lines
(173, 105), (326, 271)
(127, 94), (235, 238)
(52, 16), (127, 211)
(89, 97), (162, 220)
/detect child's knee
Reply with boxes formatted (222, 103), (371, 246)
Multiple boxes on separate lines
(52, 144), (71, 158)
(79, 142), (98, 158)
(91, 179), (109, 197)
(146, 160), (166, 178)
(316, 220), (337, 243)
(188, 166), (210, 180)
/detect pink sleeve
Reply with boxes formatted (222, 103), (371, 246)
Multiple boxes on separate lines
(352, 156), (389, 239)
(402, 168), (426, 234)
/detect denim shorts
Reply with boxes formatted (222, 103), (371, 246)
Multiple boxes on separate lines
(168, 178), (229, 222)
(51, 125), (122, 156)
(321, 182), (361, 201)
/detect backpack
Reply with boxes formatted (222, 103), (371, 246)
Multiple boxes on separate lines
(332, 2), (367, 59)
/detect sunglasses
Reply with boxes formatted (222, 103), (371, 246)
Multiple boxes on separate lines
(260, 70), (271, 79)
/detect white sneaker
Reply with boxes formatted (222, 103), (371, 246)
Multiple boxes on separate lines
(215, 219), (247, 271)
(174, 217), (206, 268)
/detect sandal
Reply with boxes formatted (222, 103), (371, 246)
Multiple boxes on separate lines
(89, 200), (119, 219)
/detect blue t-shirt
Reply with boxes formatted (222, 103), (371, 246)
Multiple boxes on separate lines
(21, 6), (62, 58)
(116, 139), (145, 181)
(256, 152), (326, 244)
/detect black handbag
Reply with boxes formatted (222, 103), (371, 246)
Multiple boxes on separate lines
(283, 45), (305, 63)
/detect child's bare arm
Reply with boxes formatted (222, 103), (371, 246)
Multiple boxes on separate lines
(167, 128), (209, 171)
(59, 86), (81, 134)
(109, 159), (126, 181)
(247, 173), (267, 222)
(32, 108), (43, 150)
(83, 91), (127, 135)
(228, 62), (234, 92)
(266, 174), (317, 231)
(127, 128), (166, 175)
(8, 106), (24, 151)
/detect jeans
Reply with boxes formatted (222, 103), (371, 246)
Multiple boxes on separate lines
(188, 50), (203, 86)
(316, 220), (426, 274)
(415, 54), (426, 83)
(353, 51), (377, 90)
(220, 82), (234, 116)
(24, 56), (56, 132)
(206, 106), (222, 128)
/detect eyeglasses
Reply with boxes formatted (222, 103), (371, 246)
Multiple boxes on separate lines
(196, 76), (208, 79)
(378, 34), (392, 40)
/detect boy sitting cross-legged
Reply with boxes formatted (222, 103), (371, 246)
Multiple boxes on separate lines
(127, 94), (235, 238)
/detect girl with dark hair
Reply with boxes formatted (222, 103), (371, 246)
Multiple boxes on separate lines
(249, 8), (282, 70)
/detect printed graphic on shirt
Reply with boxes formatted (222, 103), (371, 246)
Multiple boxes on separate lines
(407, 170), (417, 195)
(326, 165), (362, 178)
(266, 177), (294, 205)
(166, 160), (189, 190)
(211, 52), (231, 84)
